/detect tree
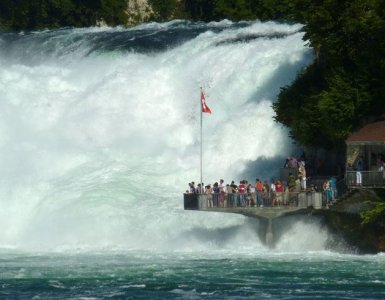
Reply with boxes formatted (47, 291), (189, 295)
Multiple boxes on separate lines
(149, 0), (178, 21)
(273, 0), (385, 150)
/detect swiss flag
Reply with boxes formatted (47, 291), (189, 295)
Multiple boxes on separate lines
(200, 89), (212, 114)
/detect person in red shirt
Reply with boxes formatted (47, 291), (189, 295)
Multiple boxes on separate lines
(255, 178), (263, 206)
(275, 180), (284, 206)
(238, 180), (246, 206)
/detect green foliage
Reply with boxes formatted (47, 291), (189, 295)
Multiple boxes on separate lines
(182, 0), (216, 21)
(212, 0), (255, 20)
(273, 0), (385, 149)
(361, 201), (385, 226)
(100, 0), (128, 26)
(0, 0), (127, 30)
(182, 0), (296, 21)
(0, 0), (300, 29)
(149, 0), (178, 21)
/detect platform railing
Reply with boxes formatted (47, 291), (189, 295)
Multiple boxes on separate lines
(335, 178), (348, 199)
(346, 171), (385, 187)
(184, 191), (324, 210)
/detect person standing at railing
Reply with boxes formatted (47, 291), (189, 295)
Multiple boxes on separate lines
(255, 179), (263, 207)
(329, 177), (337, 200)
(263, 181), (270, 207)
(276, 180), (284, 206)
(270, 180), (277, 206)
(226, 184), (233, 207)
(323, 179), (332, 205)
(246, 183), (253, 207)
(206, 185), (213, 207)
(377, 155), (385, 184)
(356, 156), (364, 186)
(238, 180), (246, 206)
(299, 166), (307, 190)
(219, 179), (225, 207)
(245, 181), (254, 206)
(196, 183), (204, 194)
(281, 181), (290, 206)
(249, 183), (256, 207)
(189, 182), (196, 194)
(379, 158), (385, 184)
(213, 182), (219, 207)
(230, 181), (238, 206)
(288, 173), (296, 192)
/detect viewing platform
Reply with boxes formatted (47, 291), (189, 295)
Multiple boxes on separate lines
(184, 192), (326, 221)
(182, 120), (385, 247)
(184, 191), (328, 247)
(182, 174), (385, 247)
(183, 169), (385, 222)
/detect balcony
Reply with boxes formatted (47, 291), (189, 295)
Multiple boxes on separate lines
(346, 171), (385, 188)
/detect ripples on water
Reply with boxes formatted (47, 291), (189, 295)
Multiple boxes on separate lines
(1, 251), (385, 299)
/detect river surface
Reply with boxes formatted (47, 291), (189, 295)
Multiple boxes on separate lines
(0, 20), (384, 298)
(1, 250), (385, 299)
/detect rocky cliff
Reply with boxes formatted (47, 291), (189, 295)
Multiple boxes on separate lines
(320, 189), (385, 253)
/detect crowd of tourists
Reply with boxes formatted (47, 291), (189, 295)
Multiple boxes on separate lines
(185, 151), (385, 209)
(286, 154), (339, 205)
(185, 174), (315, 208)
(186, 179), (289, 207)
(185, 153), (343, 208)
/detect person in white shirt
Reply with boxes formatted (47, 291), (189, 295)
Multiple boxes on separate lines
(270, 180), (277, 206)
(299, 167), (306, 190)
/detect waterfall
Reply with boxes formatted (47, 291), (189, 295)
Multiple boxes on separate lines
(0, 20), (314, 251)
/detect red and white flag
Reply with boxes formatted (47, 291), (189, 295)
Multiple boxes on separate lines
(200, 89), (212, 114)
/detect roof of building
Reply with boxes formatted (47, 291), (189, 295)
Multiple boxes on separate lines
(346, 121), (385, 143)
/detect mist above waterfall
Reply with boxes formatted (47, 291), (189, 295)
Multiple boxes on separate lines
(0, 20), (315, 251)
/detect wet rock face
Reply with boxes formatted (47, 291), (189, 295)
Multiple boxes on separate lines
(379, 236), (385, 252)
(332, 189), (383, 212)
(323, 189), (385, 253)
(325, 211), (380, 253)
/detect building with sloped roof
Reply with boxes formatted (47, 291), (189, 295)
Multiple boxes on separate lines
(346, 121), (385, 169)
(346, 120), (385, 187)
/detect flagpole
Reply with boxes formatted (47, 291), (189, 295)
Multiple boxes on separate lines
(200, 87), (203, 193)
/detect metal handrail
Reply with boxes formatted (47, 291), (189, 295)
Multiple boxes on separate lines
(184, 191), (324, 210)
(346, 170), (385, 187)
(185, 170), (385, 212)
(335, 178), (348, 199)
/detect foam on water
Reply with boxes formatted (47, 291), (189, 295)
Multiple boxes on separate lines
(274, 219), (330, 252)
(0, 20), (316, 251)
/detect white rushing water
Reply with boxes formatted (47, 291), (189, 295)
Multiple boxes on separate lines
(0, 20), (318, 252)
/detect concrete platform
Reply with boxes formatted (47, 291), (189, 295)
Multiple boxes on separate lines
(200, 206), (315, 220)
(184, 192), (325, 221)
